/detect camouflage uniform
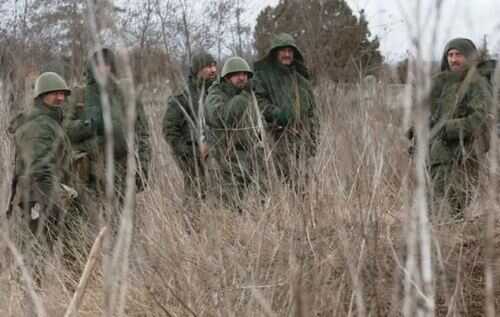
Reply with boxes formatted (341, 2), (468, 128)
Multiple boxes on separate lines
(428, 38), (493, 217)
(253, 33), (319, 185)
(205, 57), (266, 209)
(7, 72), (76, 258)
(66, 48), (151, 205)
(162, 52), (216, 199)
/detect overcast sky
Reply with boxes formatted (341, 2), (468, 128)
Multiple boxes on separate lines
(251, 0), (500, 62)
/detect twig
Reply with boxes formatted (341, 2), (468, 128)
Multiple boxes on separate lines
(2, 232), (47, 317)
(151, 264), (199, 317)
(64, 227), (108, 317)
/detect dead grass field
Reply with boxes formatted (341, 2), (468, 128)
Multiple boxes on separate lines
(1, 82), (499, 316)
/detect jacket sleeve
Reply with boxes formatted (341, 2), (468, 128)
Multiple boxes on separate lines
(224, 92), (252, 126)
(64, 118), (95, 143)
(63, 92), (95, 143)
(443, 79), (493, 141)
(17, 121), (59, 202)
(253, 71), (280, 123)
(205, 89), (226, 129)
(162, 95), (192, 157)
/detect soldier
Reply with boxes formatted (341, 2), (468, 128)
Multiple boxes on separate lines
(410, 38), (493, 218)
(162, 51), (217, 201)
(64, 83), (95, 185)
(205, 57), (265, 210)
(7, 72), (78, 278)
(66, 48), (151, 225)
(253, 33), (319, 188)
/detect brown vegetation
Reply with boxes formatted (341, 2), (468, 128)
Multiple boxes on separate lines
(1, 80), (499, 316)
(0, 1), (499, 316)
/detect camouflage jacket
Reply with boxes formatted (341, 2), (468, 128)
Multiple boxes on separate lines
(253, 34), (319, 152)
(205, 79), (262, 153)
(9, 101), (72, 207)
(429, 67), (493, 165)
(162, 75), (210, 160)
(64, 62), (151, 189)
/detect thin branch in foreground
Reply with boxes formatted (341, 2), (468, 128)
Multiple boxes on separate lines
(2, 232), (47, 317)
(64, 226), (108, 317)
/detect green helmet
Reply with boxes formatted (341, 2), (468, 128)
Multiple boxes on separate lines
(221, 56), (253, 78)
(34, 72), (71, 99)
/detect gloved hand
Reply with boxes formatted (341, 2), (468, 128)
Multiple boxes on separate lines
(226, 94), (249, 124)
(82, 117), (95, 131)
(77, 117), (96, 140)
(272, 108), (291, 127)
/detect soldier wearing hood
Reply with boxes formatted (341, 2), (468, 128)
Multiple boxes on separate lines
(253, 33), (319, 187)
(423, 38), (493, 218)
(162, 51), (217, 201)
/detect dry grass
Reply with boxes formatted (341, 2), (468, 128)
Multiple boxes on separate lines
(1, 80), (499, 316)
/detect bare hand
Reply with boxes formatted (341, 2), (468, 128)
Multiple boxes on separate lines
(31, 203), (41, 220)
(199, 143), (209, 161)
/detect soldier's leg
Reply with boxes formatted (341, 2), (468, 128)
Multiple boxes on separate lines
(250, 145), (269, 196)
(448, 159), (481, 219)
(272, 135), (292, 183)
(216, 152), (247, 212)
(181, 156), (206, 201)
(430, 164), (453, 219)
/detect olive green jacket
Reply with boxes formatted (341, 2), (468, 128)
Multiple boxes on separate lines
(429, 67), (493, 165)
(9, 101), (72, 206)
(162, 75), (210, 161)
(253, 33), (319, 153)
(64, 61), (151, 190)
(205, 79), (262, 153)
(205, 78), (265, 189)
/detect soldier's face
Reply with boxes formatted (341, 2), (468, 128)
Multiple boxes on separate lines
(277, 47), (295, 65)
(198, 63), (217, 81)
(226, 72), (249, 89)
(42, 91), (66, 107)
(447, 49), (467, 72)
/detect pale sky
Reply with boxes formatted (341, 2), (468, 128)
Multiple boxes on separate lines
(251, 0), (500, 62)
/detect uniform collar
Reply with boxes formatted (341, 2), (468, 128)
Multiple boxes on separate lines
(33, 98), (64, 123)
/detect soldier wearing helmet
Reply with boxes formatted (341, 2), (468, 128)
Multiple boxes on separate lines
(7, 72), (78, 256)
(205, 57), (266, 210)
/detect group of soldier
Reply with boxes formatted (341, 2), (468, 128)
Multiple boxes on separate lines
(164, 33), (318, 210)
(7, 48), (151, 259)
(5, 32), (497, 261)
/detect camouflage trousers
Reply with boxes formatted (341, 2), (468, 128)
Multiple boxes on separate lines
(430, 158), (482, 219)
(8, 183), (85, 286)
(270, 129), (315, 193)
(213, 146), (267, 211)
(175, 153), (207, 201)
